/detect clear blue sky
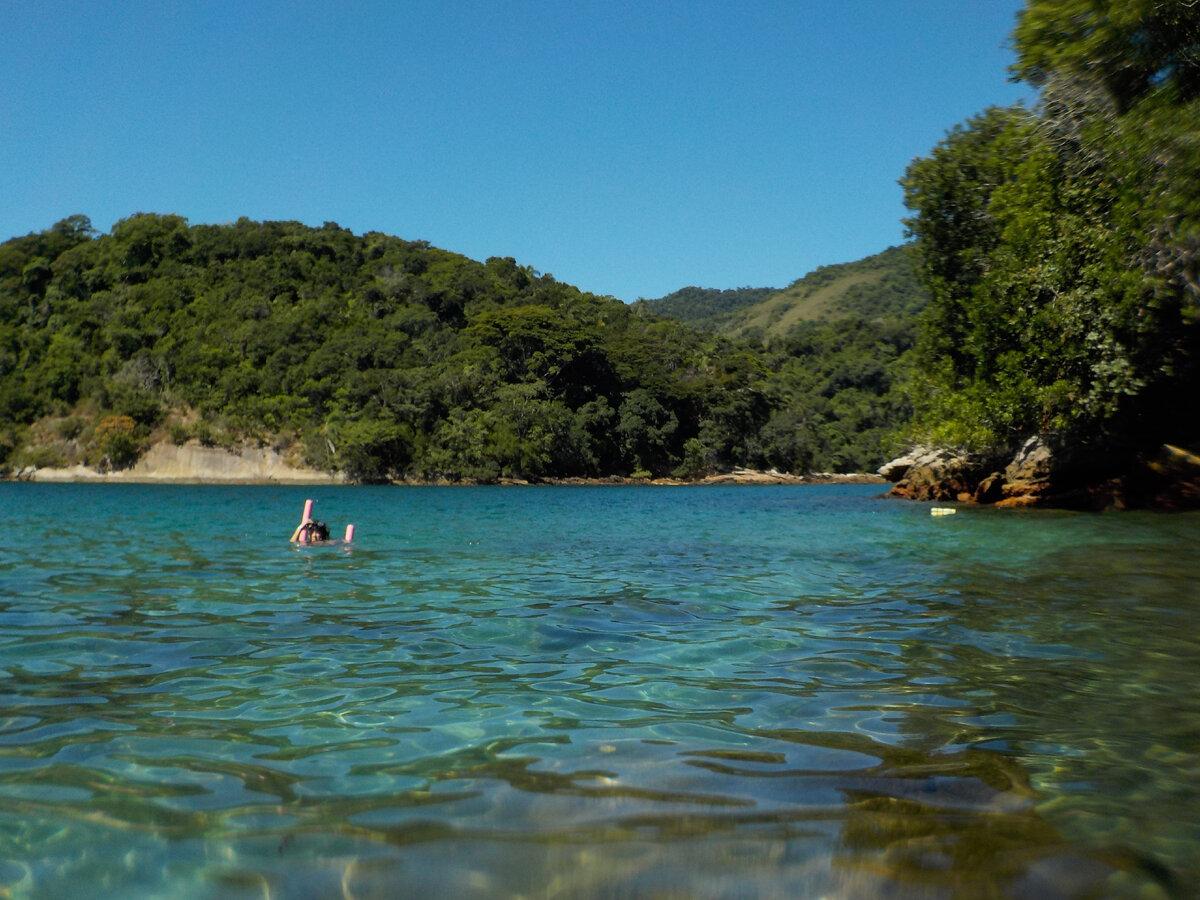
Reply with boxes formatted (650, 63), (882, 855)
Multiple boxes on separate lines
(1, 1), (1029, 302)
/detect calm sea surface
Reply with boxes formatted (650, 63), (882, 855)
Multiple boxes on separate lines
(1, 483), (1197, 899)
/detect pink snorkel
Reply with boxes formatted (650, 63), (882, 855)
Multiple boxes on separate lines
(300, 499), (314, 543)
(297, 498), (353, 544)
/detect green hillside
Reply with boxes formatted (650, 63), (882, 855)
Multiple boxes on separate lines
(0, 214), (915, 480)
(637, 245), (927, 340)
(630, 286), (777, 326)
(627, 247), (926, 472)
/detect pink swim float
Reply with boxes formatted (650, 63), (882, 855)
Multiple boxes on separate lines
(297, 499), (315, 543)
(293, 499), (354, 544)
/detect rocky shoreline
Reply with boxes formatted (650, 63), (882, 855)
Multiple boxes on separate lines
(13, 436), (1196, 508)
(7, 443), (886, 488)
(878, 438), (1200, 510)
(516, 469), (886, 487)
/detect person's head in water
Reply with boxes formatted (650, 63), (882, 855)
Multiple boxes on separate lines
(291, 516), (332, 544)
(300, 520), (326, 542)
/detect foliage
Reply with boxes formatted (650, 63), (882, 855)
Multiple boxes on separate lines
(1011, 0), (1200, 112)
(631, 286), (777, 326)
(0, 215), (916, 479)
(636, 246), (926, 472)
(761, 317), (916, 472)
(900, 1), (1200, 461)
(636, 246), (928, 339)
(90, 414), (140, 469)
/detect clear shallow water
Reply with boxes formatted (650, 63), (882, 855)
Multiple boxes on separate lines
(1, 483), (1197, 899)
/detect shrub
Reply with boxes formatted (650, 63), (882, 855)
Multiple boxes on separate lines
(13, 445), (69, 469)
(91, 414), (140, 470)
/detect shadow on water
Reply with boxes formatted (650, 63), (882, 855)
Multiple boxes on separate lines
(0, 719), (1183, 899)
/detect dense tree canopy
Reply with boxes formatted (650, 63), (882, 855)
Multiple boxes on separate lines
(0, 215), (913, 480)
(901, 0), (1200, 466)
(1011, 0), (1200, 111)
(631, 286), (778, 327)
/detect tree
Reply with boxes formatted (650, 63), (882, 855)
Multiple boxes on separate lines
(1011, 0), (1200, 112)
(616, 389), (678, 475)
(91, 414), (139, 470)
(900, 0), (1200, 464)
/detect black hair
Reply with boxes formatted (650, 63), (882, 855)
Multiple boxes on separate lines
(314, 521), (329, 541)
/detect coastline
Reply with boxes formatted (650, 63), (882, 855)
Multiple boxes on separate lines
(5, 442), (885, 487)
(8, 442), (344, 485)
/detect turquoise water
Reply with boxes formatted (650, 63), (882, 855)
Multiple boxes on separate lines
(1, 483), (1197, 899)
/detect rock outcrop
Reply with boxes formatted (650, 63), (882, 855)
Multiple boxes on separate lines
(879, 436), (1200, 510)
(995, 436), (1054, 507)
(1141, 443), (1200, 508)
(876, 447), (989, 502)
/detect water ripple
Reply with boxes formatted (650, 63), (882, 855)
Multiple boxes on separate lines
(0, 484), (1195, 898)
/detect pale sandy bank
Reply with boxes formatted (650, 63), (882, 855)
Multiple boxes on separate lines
(14, 442), (344, 485)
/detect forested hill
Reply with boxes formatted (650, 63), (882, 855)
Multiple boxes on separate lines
(0, 215), (913, 481)
(636, 246), (927, 341)
(630, 286), (777, 327)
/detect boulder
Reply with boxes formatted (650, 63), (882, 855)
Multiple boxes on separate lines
(1000, 436), (1054, 502)
(883, 447), (984, 502)
(877, 453), (918, 483)
(973, 471), (1007, 504)
(1148, 443), (1200, 480)
(1142, 443), (1200, 508)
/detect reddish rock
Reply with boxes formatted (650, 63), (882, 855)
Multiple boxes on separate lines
(973, 472), (1006, 504)
(882, 438), (1200, 510)
(998, 436), (1054, 504)
(1145, 444), (1200, 508)
(995, 495), (1041, 509)
(883, 447), (984, 501)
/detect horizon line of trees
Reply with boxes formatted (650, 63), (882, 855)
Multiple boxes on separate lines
(0, 213), (914, 481)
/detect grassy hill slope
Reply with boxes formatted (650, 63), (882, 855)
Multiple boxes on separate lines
(638, 245), (927, 340)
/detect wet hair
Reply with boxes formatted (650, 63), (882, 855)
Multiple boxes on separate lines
(314, 521), (329, 541)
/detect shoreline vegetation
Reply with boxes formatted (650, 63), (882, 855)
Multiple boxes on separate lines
(0, 218), (917, 488)
(4, 439), (885, 486)
(3, 6), (1197, 507)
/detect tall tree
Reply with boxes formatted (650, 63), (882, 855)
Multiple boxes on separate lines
(901, 0), (1200, 460)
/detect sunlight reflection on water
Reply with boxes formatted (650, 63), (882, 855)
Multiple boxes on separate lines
(0, 483), (1196, 898)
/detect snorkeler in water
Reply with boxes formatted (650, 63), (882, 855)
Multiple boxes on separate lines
(290, 518), (330, 543)
(290, 499), (353, 544)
